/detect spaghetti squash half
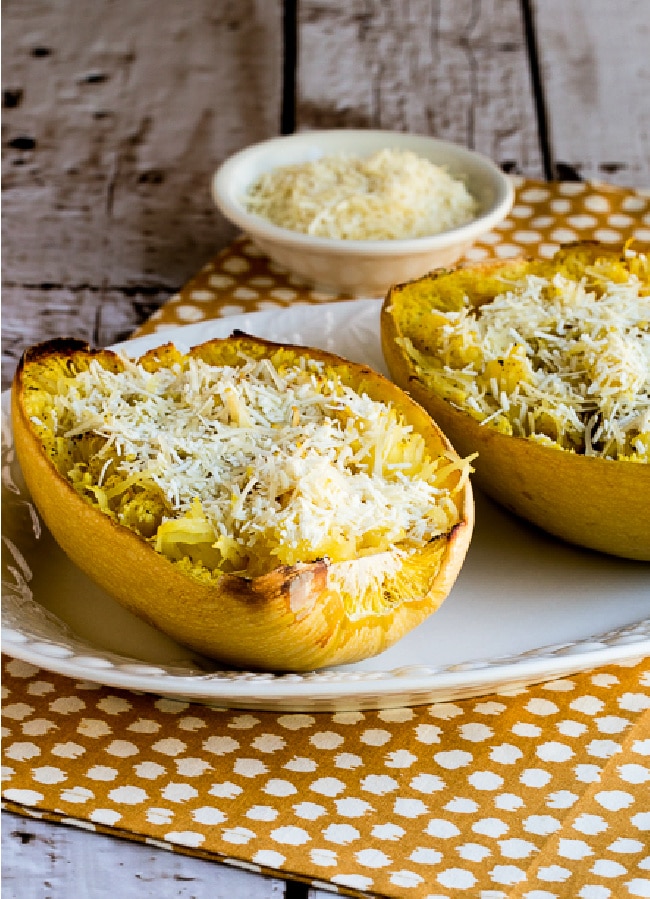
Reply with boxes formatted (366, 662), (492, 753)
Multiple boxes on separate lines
(381, 241), (650, 560)
(11, 334), (474, 670)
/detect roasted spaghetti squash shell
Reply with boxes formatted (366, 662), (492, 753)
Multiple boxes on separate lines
(380, 243), (650, 562)
(11, 334), (474, 672)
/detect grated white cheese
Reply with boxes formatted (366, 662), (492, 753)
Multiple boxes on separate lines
(406, 263), (650, 460)
(45, 351), (463, 574)
(243, 148), (477, 240)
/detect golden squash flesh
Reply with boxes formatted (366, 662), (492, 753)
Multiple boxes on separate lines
(381, 241), (650, 561)
(11, 334), (474, 671)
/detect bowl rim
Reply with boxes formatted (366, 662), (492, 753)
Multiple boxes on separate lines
(212, 129), (515, 257)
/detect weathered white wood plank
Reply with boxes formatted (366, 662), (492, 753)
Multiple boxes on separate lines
(531, 0), (650, 185)
(1, 0), (284, 387)
(0, 284), (170, 390)
(2, 812), (287, 898)
(2, 0), (283, 285)
(296, 0), (544, 176)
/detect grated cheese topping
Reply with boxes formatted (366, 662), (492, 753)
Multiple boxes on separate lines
(243, 148), (477, 240)
(39, 351), (467, 577)
(403, 254), (650, 461)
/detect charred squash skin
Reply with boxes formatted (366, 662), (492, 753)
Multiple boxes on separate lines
(11, 334), (474, 671)
(381, 242), (650, 561)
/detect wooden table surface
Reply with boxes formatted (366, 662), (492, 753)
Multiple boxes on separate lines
(2, 1), (649, 896)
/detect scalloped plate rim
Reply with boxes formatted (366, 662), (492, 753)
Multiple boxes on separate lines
(2, 299), (649, 711)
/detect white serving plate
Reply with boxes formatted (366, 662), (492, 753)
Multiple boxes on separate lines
(2, 299), (649, 711)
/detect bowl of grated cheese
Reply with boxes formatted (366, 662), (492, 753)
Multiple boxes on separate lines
(212, 130), (514, 296)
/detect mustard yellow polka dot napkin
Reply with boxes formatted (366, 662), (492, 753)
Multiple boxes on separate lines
(2, 656), (649, 897)
(3, 178), (650, 898)
(134, 178), (650, 335)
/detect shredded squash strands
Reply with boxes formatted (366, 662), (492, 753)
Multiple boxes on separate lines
(243, 148), (477, 241)
(36, 352), (470, 579)
(402, 255), (650, 461)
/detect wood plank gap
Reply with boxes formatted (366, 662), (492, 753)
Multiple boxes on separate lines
(281, 0), (298, 134)
(284, 878), (309, 899)
(520, 0), (553, 180)
(2, 282), (177, 295)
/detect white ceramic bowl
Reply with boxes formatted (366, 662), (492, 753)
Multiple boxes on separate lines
(212, 129), (514, 297)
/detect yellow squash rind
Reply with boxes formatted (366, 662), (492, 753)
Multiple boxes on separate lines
(381, 242), (650, 561)
(11, 334), (474, 671)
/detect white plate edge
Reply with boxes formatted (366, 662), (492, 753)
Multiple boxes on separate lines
(2, 301), (649, 709)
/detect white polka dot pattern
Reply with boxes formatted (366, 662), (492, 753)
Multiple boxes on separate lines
(2, 655), (649, 898)
(133, 179), (650, 339)
(4, 179), (650, 897)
